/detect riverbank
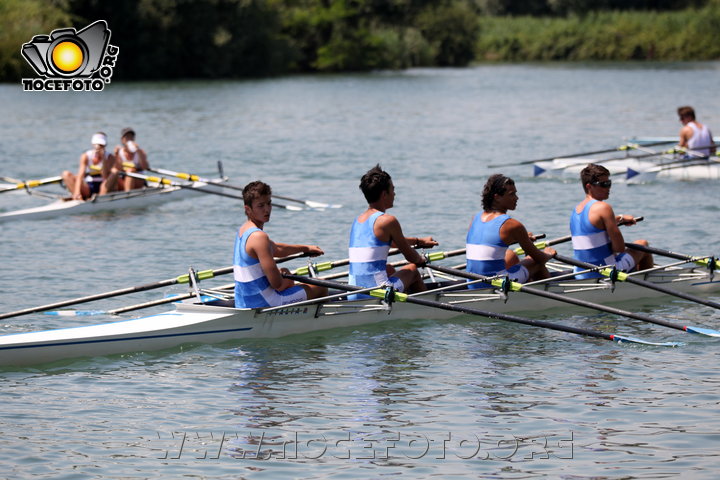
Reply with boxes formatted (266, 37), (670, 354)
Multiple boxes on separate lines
(2, 0), (719, 82)
(476, 6), (720, 61)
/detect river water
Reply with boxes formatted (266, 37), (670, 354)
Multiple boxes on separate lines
(0, 63), (719, 479)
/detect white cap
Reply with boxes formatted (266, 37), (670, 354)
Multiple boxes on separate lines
(91, 133), (107, 146)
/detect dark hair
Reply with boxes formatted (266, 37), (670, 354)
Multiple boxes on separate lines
(482, 174), (514, 211)
(359, 164), (392, 203)
(242, 180), (272, 206)
(677, 106), (696, 120)
(580, 164), (610, 193)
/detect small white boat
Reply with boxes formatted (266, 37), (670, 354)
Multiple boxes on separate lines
(0, 263), (718, 366)
(0, 179), (224, 223)
(533, 156), (720, 181)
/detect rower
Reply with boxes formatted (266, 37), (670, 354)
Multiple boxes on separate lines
(348, 164), (438, 298)
(466, 174), (556, 289)
(570, 163), (652, 279)
(233, 181), (327, 308)
(677, 106), (716, 157)
(61, 132), (120, 200)
(114, 127), (149, 191)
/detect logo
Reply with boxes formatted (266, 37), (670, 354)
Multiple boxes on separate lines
(21, 20), (119, 92)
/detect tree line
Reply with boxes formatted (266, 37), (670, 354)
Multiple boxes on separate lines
(1, 0), (718, 82)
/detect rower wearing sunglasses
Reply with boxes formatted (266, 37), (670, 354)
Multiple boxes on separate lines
(570, 163), (653, 279)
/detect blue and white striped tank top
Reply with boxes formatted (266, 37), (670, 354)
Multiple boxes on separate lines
(570, 200), (614, 279)
(466, 213), (510, 289)
(348, 211), (391, 288)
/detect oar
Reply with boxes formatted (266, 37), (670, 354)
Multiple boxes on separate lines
(293, 247), (463, 277)
(0, 175), (63, 194)
(145, 166), (342, 210)
(427, 265), (720, 337)
(626, 243), (720, 271)
(283, 275), (680, 346)
(488, 141), (673, 168)
(2, 252), (310, 320)
(553, 254), (720, 310)
(122, 171), (303, 211)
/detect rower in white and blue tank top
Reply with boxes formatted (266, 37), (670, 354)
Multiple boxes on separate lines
(84, 149), (111, 195)
(687, 121), (714, 157)
(570, 200), (634, 279)
(233, 227), (306, 308)
(466, 213), (526, 289)
(348, 211), (404, 298)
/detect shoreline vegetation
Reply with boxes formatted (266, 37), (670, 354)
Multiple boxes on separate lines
(1, 0), (719, 82)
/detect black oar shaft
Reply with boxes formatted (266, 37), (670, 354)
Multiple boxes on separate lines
(626, 242), (717, 265)
(1, 253), (308, 320)
(284, 275), (619, 342)
(428, 265), (689, 333)
(0, 277), (182, 320)
(489, 141), (674, 168)
(554, 254), (720, 310)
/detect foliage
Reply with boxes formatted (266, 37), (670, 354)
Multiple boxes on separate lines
(0, 0), (73, 80)
(476, 4), (720, 61)
(0, 0), (718, 81)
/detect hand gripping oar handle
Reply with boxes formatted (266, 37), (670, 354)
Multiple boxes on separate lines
(553, 254), (720, 310)
(283, 275), (679, 346)
(427, 265), (720, 337)
(0, 252), (310, 320)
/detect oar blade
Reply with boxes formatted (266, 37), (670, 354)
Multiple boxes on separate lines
(44, 310), (108, 316)
(611, 335), (683, 347)
(304, 200), (343, 209)
(684, 326), (720, 337)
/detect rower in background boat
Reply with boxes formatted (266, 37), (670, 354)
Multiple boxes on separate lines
(466, 174), (556, 289)
(570, 163), (653, 279)
(114, 126), (149, 191)
(348, 164), (438, 297)
(677, 106), (716, 157)
(234, 181), (327, 308)
(61, 132), (120, 200)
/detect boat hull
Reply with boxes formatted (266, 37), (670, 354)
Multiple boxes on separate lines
(0, 265), (718, 366)
(0, 180), (224, 223)
(534, 157), (720, 181)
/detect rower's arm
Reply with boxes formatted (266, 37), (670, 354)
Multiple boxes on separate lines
(380, 215), (428, 265)
(273, 242), (323, 258)
(503, 219), (554, 264)
(251, 232), (295, 291)
(74, 154), (88, 199)
(593, 202), (626, 254)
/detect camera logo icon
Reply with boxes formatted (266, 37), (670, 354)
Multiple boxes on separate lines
(21, 20), (119, 92)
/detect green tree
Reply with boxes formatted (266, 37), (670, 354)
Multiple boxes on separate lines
(0, 0), (73, 81)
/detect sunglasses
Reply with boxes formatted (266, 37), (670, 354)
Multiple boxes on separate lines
(590, 180), (612, 188)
